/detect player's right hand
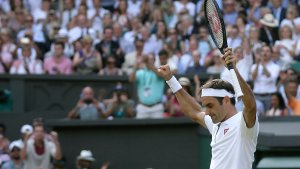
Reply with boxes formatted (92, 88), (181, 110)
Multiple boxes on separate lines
(157, 65), (172, 81)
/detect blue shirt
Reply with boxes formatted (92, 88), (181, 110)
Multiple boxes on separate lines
(136, 68), (165, 105)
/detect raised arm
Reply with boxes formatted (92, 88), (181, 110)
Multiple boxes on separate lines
(223, 48), (257, 128)
(157, 65), (207, 127)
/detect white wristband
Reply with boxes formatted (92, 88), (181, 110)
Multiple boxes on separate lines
(166, 76), (182, 93)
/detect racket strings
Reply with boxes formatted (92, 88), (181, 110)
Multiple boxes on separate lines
(206, 0), (224, 48)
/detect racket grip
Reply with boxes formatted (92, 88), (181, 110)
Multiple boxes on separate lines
(229, 69), (243, 98)
(227, 63), (234, 70)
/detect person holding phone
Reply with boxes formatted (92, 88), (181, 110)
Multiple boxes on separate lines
(68, 86), (103, 120)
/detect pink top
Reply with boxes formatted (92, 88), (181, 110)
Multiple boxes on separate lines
(44, 56), (73, 75)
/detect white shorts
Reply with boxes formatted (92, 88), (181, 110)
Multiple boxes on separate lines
(136, 103), (164, 119)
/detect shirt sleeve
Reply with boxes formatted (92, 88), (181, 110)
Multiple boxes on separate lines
(204, 115), (213, 134)
(49, 141), (57, 157)
(288, 97), (297, 109)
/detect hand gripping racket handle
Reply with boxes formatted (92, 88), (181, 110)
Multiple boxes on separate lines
(229, 69), (243, 98)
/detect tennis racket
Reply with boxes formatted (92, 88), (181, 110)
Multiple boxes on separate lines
(204, 0), (243, 98)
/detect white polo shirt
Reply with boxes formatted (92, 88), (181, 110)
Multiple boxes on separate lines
(204, 112), (259, 169)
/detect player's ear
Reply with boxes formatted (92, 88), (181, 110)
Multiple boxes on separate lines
(223, 96), (231, 104)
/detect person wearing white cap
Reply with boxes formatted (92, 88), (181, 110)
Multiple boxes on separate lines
(157, 48), (258, 169)
(76, 150), (110, 169)
(259, 13), (279, 45)
(2, 141), (24, 169)
(76, 150), (95, 169)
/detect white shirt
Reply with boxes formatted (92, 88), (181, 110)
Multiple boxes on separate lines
(142, 35), (162, 55)
(127, 0), (141, 17)
(204, 112), (259, 169)
(251, 61), (280, 94)
(174, 1), (196, 17)
(24, 138), (56, 169)
(221, 53), (253, 83)
(177, 53), (193, 74)
(275, 39), (296, 65)
(227, 36), (242, 50)
(10, 58), (44, 75)
(61, 9), (77, 28)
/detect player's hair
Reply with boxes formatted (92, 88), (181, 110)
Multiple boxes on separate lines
(201, 79), (236, 105)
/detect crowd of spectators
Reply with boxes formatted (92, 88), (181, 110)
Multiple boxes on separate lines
(0, 0), (299, 116)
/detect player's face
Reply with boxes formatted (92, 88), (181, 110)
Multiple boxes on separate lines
(201, 97), (226, 123)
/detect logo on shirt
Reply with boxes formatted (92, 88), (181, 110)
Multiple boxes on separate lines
(224, 128), (229, 135)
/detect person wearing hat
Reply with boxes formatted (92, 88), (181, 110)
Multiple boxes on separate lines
(259, 13), (279, 45)
(165, 77), (192, 117)
(2, 141), (24, 169)
(76, 150), (110, 169)
(76, 150), (95, 169)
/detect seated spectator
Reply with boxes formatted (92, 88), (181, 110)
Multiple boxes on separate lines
(61, 0), (77, 29)
(44, 41), (73, 75)
(0, 89), (13, 112)
(21, 123), (62, 169)
(154, 49), (177, 74)
(122, 38), (144, 75)
(177, 37), (198, 74)
(99, 56), (124, 76)
(206, 53), (225, 74)
(259, 13), (279, 46)
(0, 28), (17, 55)
(223, 0), (238, 25)
(129, 54), (165, 119)
(10, 38), (44, 74)
(127, 0), (142, 18)
(88, 0), (110, 34)
(68, 86), (103, 120)
(185, 50), (206, 75)
(197, 26), (213, 66)
(174, 0), (196, 17)
(227, 25), (242, 50)
(284, 77), (300, 115)
(95, 26), (123, 68)
(162, 0), (178, 29)
(113, 0), (130, 29)
(0, 124), (10, 154)
(139, 26), (162, 55)
(280, 4), (298, 30)
(17, 15), (48, 55)
(265, 92), (288, 116)
(73, 35), (102, 74)
(103, 88), (135, 119)
(2, 141), (24, 169)
(274, 25), (297, 67)
(46, 29), (74, 58)
(0, 52), (13, 73)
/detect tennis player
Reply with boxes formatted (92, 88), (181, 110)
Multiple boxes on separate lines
(157, 48), (258, 169)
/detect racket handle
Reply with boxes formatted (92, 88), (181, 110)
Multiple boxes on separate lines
(227, 63), (234, 70)
(229, 69), (243, 98)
